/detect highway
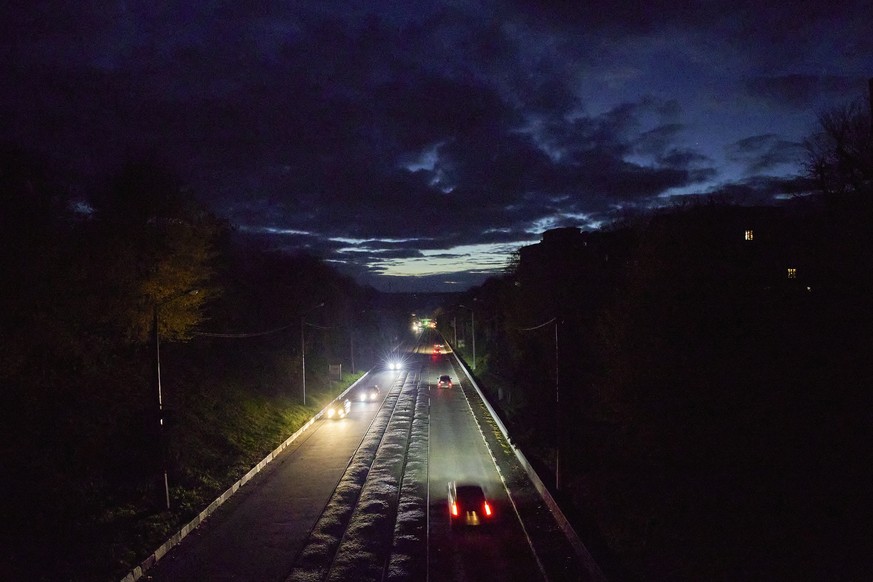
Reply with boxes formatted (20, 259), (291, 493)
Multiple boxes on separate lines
(425, 339), (545, 582)
(144, 366), (405, 581)
(142, 330), (563, 581)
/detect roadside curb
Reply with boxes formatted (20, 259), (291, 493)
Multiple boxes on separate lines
(449, 348), (607, 581)
(120, 373), (370, 582)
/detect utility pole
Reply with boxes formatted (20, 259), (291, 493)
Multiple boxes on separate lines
(152, 288), (199, 510)
(868, 77), (872, 137)
(554, 318), (560, 491)
(459, 304), (476, 369)
(301, 302), (325, 405)
(517, 316), (561, 491)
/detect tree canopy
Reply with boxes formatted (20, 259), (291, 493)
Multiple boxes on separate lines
(805, 94), (873, 196)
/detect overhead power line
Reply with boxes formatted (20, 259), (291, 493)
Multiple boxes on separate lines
(193, 319), (337, 339)
(193, 323), (297, 338)
(517, 317), (557, 331)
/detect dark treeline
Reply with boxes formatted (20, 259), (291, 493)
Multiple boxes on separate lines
(0, 146), (405, 581)
(443, 194), (873, 579)
(440, 93), (873, 579)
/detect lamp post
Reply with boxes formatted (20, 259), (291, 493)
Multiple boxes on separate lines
(459, 304), (476, 370)
(350, 330), (355, 374)
(553, 319), (560, 491)
(153, 288), (199, 510)
(301, 302), (325, 405)
(517, 316), (561, 490)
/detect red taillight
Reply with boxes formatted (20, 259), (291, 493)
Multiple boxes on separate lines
(483, 501), (492, 516)
(451, 502), (459, 516)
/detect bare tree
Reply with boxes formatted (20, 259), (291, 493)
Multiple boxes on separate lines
(804, 86), (873, 195)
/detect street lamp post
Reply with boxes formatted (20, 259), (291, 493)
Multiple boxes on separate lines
(153, 288), (199, 510)
(459, 304), (476, 370)
(152, 305), (170, 511)
(350, 330), (355, 374)
(553, 319), (560, 491)
(301, 302), (325, 405)
(517, 316), (561, 490)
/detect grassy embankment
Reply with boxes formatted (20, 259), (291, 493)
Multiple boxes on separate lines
(99, 371), (365, 581)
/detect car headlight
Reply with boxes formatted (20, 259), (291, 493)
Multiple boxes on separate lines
(327, 408), (335, 418)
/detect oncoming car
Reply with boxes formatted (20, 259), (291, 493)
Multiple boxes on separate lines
(437, 375), (453, 389)
(447, 482), (494, 528)
(359, 384), (380, 402)
(325, 398), (351, 419)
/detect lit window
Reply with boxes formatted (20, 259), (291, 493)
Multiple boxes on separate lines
(787, 268), (797, 279)
(744, 230), (754, 241)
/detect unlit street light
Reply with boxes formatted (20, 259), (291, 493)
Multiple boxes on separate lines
(301, 302), (325, 405)
(153, 288), (199, 510)
(517, 317), (561, 490)
(459, 304), (476, 370)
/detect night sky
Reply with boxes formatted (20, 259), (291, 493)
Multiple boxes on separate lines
(2, 1), (871, 291)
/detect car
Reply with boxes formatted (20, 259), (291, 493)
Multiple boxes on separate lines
(325, 398), (351, 419)
(447, 482), (494, 528)
(385, 356), (404, 371)
(359, 384), (380, 402)
(437, 375), (453, 389)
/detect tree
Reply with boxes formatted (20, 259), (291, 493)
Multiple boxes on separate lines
(0, 145), (80, 376)
(804, 90), (873, 196)
(88, 160), (223, 343)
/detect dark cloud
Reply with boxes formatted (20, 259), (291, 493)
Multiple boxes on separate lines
(686, 174), (817, 205)
(659, 148), (712, 170)
(633, 123), (685, 158)
(727, 134), (807, 175)
(510, 0), (713, 34)
(510, 0), (862, 44)
(745, 74), (868, 109)
(1, 0), (869, 291)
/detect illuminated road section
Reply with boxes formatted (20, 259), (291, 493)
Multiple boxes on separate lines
(424, 339), (545, 582)
(144, 369), (401, 581)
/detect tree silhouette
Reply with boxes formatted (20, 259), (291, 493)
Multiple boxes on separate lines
(805, 92), (873, 196)
(88, 160), (223, 343)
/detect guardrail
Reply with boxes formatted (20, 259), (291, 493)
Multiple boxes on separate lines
(449, 347), (607, 581)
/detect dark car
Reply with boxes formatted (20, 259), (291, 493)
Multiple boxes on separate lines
(359, 384), (380, 402)
(325, 398), (351, 419)
(447, 482), (494, 528)
(437, 375), (453, 389)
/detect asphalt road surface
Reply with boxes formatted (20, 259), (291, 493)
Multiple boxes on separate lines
(144, 332), (546, 581)
(424, 339), (544, 582)
(144, 368), (400, 581)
